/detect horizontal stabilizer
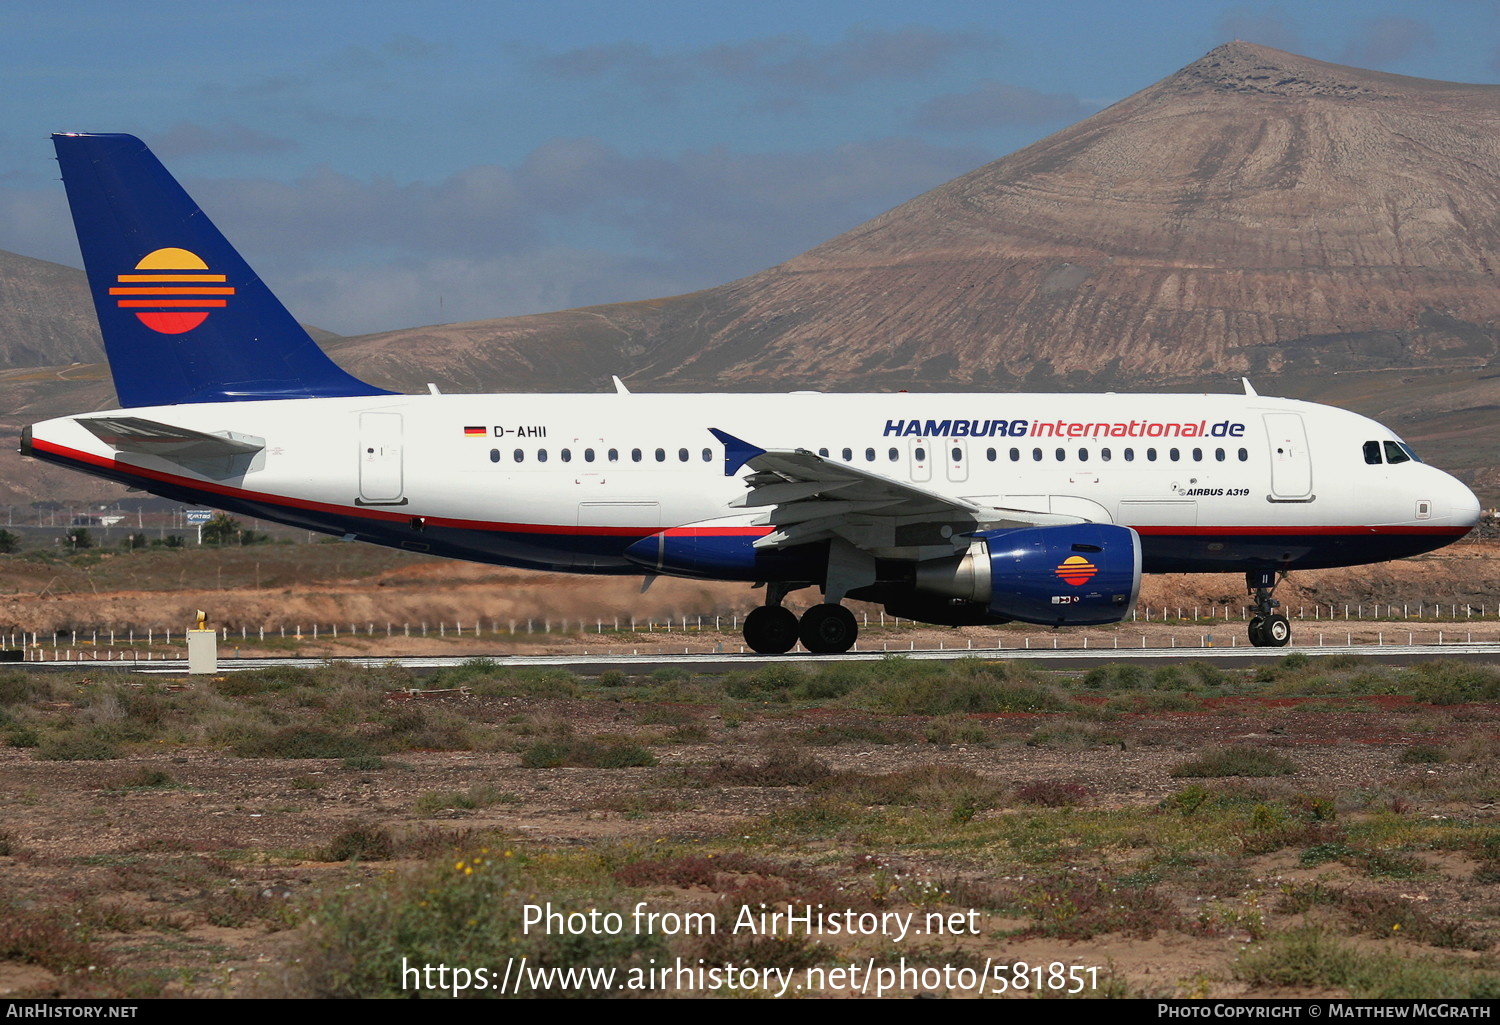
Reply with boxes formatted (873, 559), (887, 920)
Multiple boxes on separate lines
(76, 417), (264, 473)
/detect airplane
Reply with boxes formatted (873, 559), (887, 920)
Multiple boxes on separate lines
(21, 133), (1482, 654)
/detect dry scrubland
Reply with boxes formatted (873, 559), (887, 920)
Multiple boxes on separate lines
(0, 539), (1497, 1000)
(0, 651), (1498, 999)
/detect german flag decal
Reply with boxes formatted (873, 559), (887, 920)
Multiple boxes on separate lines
(110, 247), (234, 335)
(464, 426), (487, 437)
(1055, 555), (1098, 586)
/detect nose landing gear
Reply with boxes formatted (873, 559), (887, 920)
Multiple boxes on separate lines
(1247, 569), (1291, 647)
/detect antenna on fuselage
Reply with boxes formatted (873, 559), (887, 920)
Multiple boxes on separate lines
(1242, 378), (1258, 396)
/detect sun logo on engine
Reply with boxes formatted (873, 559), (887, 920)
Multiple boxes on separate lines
(1054, 555), (1098, 586)
(109, 247), (235, 334)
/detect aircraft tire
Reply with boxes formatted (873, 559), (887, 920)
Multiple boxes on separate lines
(1264, 614), (1292, 647)
(744, 606), (799, 654)
(798, 604), (858, 654)
(1248, 616), (1267, 647)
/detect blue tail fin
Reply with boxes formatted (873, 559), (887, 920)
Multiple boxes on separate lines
(52, 133), (391, 407)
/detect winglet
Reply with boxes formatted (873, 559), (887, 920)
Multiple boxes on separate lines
(1242, 377), (1258, 397)
(612, 375), (631, 395)
(709, 428), (765, 476)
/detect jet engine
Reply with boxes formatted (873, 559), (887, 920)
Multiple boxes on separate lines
(907, 523), (1141, 626)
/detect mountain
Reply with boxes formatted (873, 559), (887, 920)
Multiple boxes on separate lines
(0, 250), (104, 367)
(339, 42), (1500, 397)
(331, 42), (1500, 498)
(6, 42), (1500, 501)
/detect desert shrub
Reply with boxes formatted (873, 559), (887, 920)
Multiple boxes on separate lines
(0, 670), (41, 706)
(379, 706), (475, 751)
(724, 663), (805, 700)
(1017, 873), (1183, 940)
(924, 714), (991, 746)
(694, 749), (831, 787)
(1170, 746), (1299, 778)
(413, 786), (519, 815)
(1083, 663), (1147, 690)
(823, 765), (997, 810)
(1016, 780), (1092, 807)
(112, 767), (175, 788)
(1407, 660), (1500, 705)
(1026, 724), (1125, 750)
(1399, 744), (1448, 765)
(320, 823), (394, 862)
(35, 729), (123, 761)
(232, 727), (378, 760)
(519, 736), (655, 769)
(800, 722), (910, 746)
(283, 850), (662, 997)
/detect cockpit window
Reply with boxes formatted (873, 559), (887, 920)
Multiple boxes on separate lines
(1384, 440), (1415, 465)
(1363, 441), (1382, 465)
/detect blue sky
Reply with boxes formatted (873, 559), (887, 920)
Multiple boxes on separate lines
(3, 1), (1497, 335)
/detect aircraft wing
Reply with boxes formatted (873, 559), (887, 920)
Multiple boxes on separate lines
(710, 428), (1084, 552)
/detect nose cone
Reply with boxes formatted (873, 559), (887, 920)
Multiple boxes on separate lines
(1450, 473), (1482, 532)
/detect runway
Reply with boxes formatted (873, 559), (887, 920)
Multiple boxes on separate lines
(30, 640), (1500, 675)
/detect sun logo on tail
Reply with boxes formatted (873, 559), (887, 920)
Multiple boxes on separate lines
(1055, 555), (1098, 586)
(109, 247), (235, 334)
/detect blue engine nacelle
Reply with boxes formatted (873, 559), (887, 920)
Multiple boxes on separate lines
(914, 523), (1141, 626)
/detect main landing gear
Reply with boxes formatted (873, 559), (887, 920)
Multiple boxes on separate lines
(1246, 569), (1291, 648)
(743, 587), (858, 655)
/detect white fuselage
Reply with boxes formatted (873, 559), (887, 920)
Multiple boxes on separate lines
(26, 390), (1480, 578)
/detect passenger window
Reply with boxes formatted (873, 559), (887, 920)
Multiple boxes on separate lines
(1191, 448), (1202, 462)
(915, 447), (927, 461)
(1032, 448), (1042, 461)
(584, 448), (595, 462)
(538, 449), (548, 463)
(702, 448), (712, 462)
(1169, 448), (1180, 461)
(1147, 448), (1157, 462)
(678, 448), (688, 462)
(513, 449), (524, 463)
(1010, 448), (1020, 462)
(1055, 448), (1065, 461)
(1384, 441), (1411, 464)
(608, 448), (619, 462)
(655, 448), (666, 462)
(841, 447), (852, 461)
(1238, 448), (1248, 462)
(1124, 448), (1134, 462)
(489, 448), (500, 463)
(1363, 440), (1383, 465)
(818, 447), (829, 457)
(1215, 448), (1225, 462)
(866, 447), (876, 461)
(1101, 448), (1111, 461)
(561, 448), (571, 462)
(986, 448), (996, 462)
(1078, 448), (1088, 462)
(631, 448), (642, 462)
(951, 447), (962, 462)
(888, 448), (898, 462)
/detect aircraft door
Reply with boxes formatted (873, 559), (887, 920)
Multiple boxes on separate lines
(358, 412), (405, 504)
(1263, 413), (1313, 500)
(946, 438), (968, 482)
